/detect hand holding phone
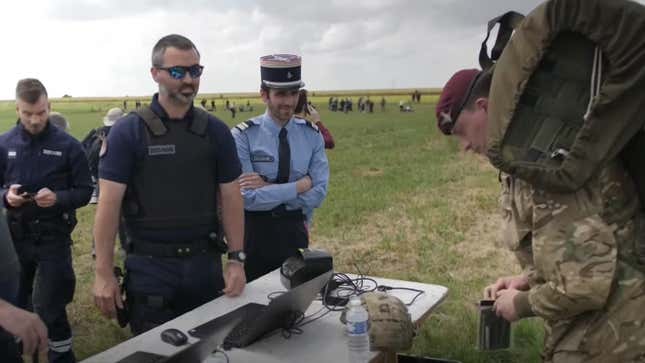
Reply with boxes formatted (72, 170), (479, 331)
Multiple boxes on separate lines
(17, 185), (37, 199)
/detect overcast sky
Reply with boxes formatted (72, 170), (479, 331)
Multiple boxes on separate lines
(0, 0), (642, 99)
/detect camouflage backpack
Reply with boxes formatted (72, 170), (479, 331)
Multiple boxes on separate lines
(484, 0), (645, 205)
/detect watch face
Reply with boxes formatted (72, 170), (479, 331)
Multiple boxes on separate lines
(230, 251), (246, 262)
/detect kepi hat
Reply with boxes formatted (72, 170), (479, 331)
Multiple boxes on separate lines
(260, 54), (305, 89)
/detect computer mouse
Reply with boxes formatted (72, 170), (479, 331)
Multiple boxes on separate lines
(160, 328), (188, 346)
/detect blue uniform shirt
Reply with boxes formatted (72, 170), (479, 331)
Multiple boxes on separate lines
(231, 111), (329, 221)
(0, 121), (92, 218)
(99, 94), (242, 241)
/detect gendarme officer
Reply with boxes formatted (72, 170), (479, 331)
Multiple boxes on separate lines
(92, 34), (246, 335)
(232, 54), (330, 282)
(0, 78), (92, 363)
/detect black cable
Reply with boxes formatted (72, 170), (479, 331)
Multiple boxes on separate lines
(377, 285), (425, 306)
(266, 310), (303, 340)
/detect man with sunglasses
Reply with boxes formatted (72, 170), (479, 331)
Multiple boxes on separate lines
(436, 68), (645, 362)
(93, 34), (246, 335)
(232, 54), (329, 282)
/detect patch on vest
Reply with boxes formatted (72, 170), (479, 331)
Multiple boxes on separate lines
(42, 149), (62, 156)
(7, 150), (16, 159)
(251, 151), (274, 162)
(148, 144), (176, 156)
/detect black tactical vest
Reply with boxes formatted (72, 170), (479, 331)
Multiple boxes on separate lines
(122, 107), (219, 232)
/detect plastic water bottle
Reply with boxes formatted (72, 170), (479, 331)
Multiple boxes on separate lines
(346, 296), (370, 363)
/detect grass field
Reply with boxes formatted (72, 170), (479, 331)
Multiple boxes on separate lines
(0, 93), (543, 362)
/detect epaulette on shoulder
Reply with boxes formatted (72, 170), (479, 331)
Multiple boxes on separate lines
(304, 120), (319, 133)
(235, 120), (256, 132)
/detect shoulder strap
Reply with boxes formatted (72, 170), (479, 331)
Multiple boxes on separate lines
(479, 11), (525, 70)
(133, 106), (167, 136)
(234, 120), (255, 132)
(190, 108), (209, 136)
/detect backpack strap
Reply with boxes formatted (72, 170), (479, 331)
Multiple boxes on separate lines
(234, 120), (256, 132)
(133, 106), (167, 136)
(479, 11), (525, 70)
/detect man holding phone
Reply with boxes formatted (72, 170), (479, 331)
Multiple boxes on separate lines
(0, 78), (92, 363)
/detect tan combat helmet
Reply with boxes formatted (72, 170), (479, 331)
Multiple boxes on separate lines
(340, 292), (416, 352)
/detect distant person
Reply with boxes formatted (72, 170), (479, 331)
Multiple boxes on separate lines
(123, 100), (127, 110)
(295, 89), (335, 149)
(92, 34), (245, 335)
(82, 107), (125, 204)
(0, 78), (92, 363)
(210, 99), (216, 111)
(231, 104), (237, 118)
(48, 111), (70, 132)
(380, 97), (386, 112)
(232, 54), (329, 282)
(200, 98), (207, 109)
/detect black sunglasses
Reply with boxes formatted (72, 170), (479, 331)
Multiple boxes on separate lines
(157, 64), (204, 80)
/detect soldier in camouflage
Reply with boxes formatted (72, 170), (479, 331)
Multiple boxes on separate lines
(435, 68), (645, 362)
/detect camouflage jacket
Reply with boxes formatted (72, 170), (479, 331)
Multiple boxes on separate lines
(500, 159), (645, 361)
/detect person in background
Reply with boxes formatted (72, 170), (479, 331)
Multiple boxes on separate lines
(48, 112), (70, 133)
(0, 78), (92, 363)
(294, 89), (335, 149)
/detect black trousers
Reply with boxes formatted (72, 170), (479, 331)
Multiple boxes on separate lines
(244, 211), (309, 282)
(14, 238), (76, 363)
(0, 278), (21, 363)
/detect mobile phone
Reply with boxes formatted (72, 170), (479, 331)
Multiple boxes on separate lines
(16, 185), (37, 198)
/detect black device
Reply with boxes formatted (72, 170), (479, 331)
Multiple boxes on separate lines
(113, 267), (129, 328)
(280, 248), (333, 290)
(160, 328), (188, 347)
(16, 185), (38, 198)
(190, 270), (333, 349)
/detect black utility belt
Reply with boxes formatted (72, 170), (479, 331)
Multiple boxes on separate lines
(245, 206), (304, 219)
(129, 238), (224, 258)
(9, 217), (73, 238)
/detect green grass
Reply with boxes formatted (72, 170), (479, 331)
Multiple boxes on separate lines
(0, 95), (542, 362)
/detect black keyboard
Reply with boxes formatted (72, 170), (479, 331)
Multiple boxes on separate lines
(222, 304), (268, 348)
(189, 302), (267, 340)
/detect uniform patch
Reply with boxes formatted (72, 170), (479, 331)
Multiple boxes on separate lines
(7, 150), (16, 159)
(42, 149), (62, 156)
(250, 151), (274, 162)
(148, 144), (176, 156)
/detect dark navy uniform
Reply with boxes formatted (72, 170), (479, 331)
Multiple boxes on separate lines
(99, 94), (242, 334)
(232, 112), (329, 281)
(0, 121), (92, 363)
(0, 208), (21, 362)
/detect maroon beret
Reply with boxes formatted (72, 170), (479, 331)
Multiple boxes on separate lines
(435, 69), (481, 135)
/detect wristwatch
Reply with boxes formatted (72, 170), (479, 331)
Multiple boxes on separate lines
(227, 250), (247, 264)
